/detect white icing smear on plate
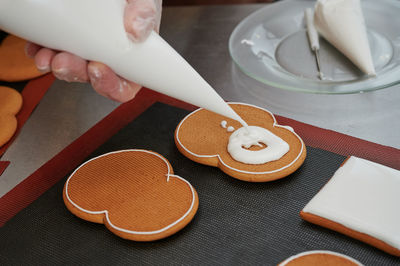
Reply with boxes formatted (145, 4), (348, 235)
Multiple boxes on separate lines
(303, 156), (400, 250)
(227, 126), (289, 164)
(241, 39), (255, 46)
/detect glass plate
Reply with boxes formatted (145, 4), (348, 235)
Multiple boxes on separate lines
(229, 0), (400, 94)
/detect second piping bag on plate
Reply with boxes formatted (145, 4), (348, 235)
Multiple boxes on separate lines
(314, 0), (376, 76)
(0, 0), (247, 126)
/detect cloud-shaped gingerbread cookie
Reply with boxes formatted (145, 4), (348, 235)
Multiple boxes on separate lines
(278, 250), (362, 266)
(175, 103), (306, 182)
(0, 86), (23, 147)
(0, 35), (45, 82)
(63, 150), (199, 241)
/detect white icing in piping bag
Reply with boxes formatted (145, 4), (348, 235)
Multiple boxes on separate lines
(314, 0), (376, 76)
(0, 0), (247, 126)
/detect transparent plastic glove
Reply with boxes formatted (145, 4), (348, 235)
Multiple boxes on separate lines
(25, 0), (162, 103)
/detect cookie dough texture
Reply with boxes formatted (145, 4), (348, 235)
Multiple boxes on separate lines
(0, 35), (44, 82)
(63, 150), (199, 241)
(0, 86), (23, 147)
(175, 103), (306, 182)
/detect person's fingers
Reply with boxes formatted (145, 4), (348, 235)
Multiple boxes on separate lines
(88, 62), (141, 102)
(124, 0), (159, 42)
(34, 48), (56, 73)
(153, 0), (162, 33)
(25, 42), (42, 58)
(51, 52), (89, 83)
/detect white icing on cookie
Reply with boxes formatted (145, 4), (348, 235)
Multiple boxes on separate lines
(279, 250), (363, 266)
(303, 156), (400, 250)
(220, 120), (227, 128)
(280, 125), (294, 132)
(227, 126), (289, 164)
(227, 126), (235, 132)
(175, 102), (305, 175)
(65, 150), (196, 235)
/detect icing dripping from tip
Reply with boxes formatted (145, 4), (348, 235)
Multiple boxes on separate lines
(237, 117), (248, 128)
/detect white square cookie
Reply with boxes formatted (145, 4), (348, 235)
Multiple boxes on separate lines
(301, 156), (400, 256)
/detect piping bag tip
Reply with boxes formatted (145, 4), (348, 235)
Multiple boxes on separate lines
(0, 0), (249, 128)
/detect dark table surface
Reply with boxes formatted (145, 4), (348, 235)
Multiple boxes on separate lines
(0, 3), (399, 265)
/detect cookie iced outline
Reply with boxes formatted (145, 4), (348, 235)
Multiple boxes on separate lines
(64, 149), (196, 235)
(279, 250), (363, 265)
(175, 102), (305, 175)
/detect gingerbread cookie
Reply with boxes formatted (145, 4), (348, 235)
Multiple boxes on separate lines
(63, 150), (199, 241)
(0, 35), (44, 82)
(0, 86), (23, 147)
(301, 156), (400, 256)
(175, 103), (306, 182)
(278, 250), (362, 266)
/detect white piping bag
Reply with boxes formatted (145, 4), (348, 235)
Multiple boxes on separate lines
(0, 0), (247, 126)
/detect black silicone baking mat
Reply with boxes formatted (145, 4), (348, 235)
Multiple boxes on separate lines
(0, 102), (398, 265)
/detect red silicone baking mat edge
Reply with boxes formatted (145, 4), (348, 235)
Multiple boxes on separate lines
(0, 87), (196, 226)
(0, 86), (399, 226)
(0, 74), (55, 156)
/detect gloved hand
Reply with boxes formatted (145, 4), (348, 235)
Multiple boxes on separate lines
(25, 0), (162, 103)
